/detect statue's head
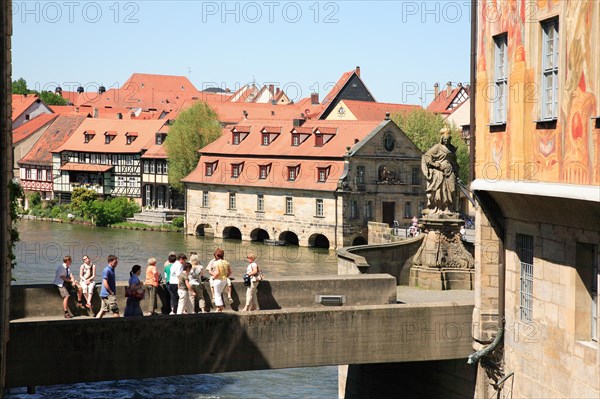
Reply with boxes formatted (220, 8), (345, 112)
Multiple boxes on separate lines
(440, 127), (451, 144)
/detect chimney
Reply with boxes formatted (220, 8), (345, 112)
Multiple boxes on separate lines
(55, 86), (62, 95)
(225, 88), (230, 93)
(99, 86), (106, 94)
(293, 118), (306, 127)
(457, 82), (463, 89)
(355, 66), (361, 77)
(310, 93), (319, 105)
(117, 112), (122, 120)
(77, 86), (84, 94)
(269, 84), (274, 95)
(93, 108), (99, 118)
(434, 82), (439, 98)
(276, 87), (280, 95)
(385, 112), (390, 120)
(243, 110), (248, 119)
(446, 81), (452, 97)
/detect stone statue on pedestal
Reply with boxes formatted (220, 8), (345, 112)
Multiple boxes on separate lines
(421, 127), (459, 216)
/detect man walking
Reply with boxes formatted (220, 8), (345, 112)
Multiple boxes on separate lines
(54, 255), (83, 318)
(96, 255), (120, 318)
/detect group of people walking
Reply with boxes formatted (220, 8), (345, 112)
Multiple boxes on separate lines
(54, 248), (263, 318)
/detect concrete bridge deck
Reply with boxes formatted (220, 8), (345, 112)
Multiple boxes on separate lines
(6, 275), (475, 389)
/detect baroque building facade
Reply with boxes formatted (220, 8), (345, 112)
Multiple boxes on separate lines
(472, 1), (599, 398)
(183, 118), (425, 248)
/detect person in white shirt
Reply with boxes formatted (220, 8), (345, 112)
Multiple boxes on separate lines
(168, 253), (186, 314)
(54, 255), (83, 318)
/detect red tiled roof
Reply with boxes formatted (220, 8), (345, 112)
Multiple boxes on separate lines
(141, 142), (167, 159)
(182, 155), (345, 192)
(18, 114), (87, 166)
(12, 113), (58, 144)
(337, 100), (422, 120)
(59, 91), (100, 107)
(320, 70), (354, 107)
(60, 163), (114, 172)
(11, 94), (43, 121)
(80, 73), (202, 111)
(53, 119), (166, 154)
(198, 119), (382, 159)
(427, 86), (469, 114)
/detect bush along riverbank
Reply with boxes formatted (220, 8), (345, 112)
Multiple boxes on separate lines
(21, 189), (184, 233)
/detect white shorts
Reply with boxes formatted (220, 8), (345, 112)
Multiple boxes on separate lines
(80, 281), (95, 295)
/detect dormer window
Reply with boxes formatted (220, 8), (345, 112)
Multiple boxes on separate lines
(155, 133), (166, 145)
(262, 133), (270, 146)
(315, 134), (324, 147)
(125, 132), (138, 145)
(231, 162), (243, 178)
(205, 161), (218, 177)
(317, 167), (330, 182)
(287, 165), (300, 181)
(259, 163), (271, 179)
(83, 130), (96, 143)
(104, 131), (117, 144)
(292, 134), (300, 146)
(232, 132), (240, 145)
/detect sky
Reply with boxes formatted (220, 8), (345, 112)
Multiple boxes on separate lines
(12, 1), (472, 105)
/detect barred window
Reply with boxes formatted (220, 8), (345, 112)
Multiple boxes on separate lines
(517, 233), (534, 322)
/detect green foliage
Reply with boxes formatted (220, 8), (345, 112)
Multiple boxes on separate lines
(11, 77), (67, 105)
(27, 192), (41, 208)
(39, 91), (67, 106)
(171, 216), (184, 228)
(165, 102), (221, 191)
(89, 197), (140, 227)
(391, 108), (470, 182)
(12, 78), (31, 95)
(9, 181), (24, 269)
(70, 188), (97, 218)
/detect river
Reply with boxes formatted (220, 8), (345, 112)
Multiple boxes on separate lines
(6, 220), (339, 399)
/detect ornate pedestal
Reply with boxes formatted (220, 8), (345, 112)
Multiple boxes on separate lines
(407, 216), (474, 290)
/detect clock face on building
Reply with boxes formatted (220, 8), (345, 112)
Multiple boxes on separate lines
(383, 132), (395, 152)
(337, 106), (346, 117)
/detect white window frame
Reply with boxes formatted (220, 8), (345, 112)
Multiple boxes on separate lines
(232, 164), (240, 178)
(202, 191), (209, 207)
(229, 193), (236, 210)
(541, 18), (559, 120)
(518, 233), (534, 322)
(493, 33), (508, 124)
(259, 166), (268, 179)
(316, 199), (324, 217)
(257, 194), (264, 212)
(356, 166), (365, 184)
(285, 196), (294, 215)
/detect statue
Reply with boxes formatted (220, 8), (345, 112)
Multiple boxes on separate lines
(421, 127), (459, 215)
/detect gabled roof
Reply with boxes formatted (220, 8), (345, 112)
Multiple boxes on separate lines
(18, 115), (87, 166)
(427, 85), (470, 114)
(334, 100), (422, 120)
(13, 113), (58, 144)
(53, 118), (166, 154)
(11, 94), (45, 121)
(59, 91), (100, 107)
(80, 73), (202, 111)
(318, 67), (377, 119)
(199, 119), (383, 159)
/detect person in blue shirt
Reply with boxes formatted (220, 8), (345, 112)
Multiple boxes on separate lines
(96, 255), (120, 318)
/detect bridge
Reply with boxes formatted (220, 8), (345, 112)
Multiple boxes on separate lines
(6, 275), (474, 389)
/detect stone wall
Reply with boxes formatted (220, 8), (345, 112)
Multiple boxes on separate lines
(500, 220), (599, 398)
(337, 237), (423, 284)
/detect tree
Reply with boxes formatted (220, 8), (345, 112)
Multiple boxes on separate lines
(11, 77), (67, 105)
(70, 188), (98, 218)
(391, 108), (470, 182)
(165, 102), (221, 191)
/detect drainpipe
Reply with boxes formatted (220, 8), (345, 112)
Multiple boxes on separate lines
(334, 192), (338, 249)
(469, 0), (477, 182)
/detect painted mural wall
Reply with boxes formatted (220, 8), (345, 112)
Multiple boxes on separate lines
(475, 0), (600, 186)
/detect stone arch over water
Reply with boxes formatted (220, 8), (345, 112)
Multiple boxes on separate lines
(195, 224), (209, 236)
(250, 228), (270, 242)
(352, 236), (368, 246)
(222, 226), (242, 240)
(278, 231), (299, 246)
(308, 234), (330, 249)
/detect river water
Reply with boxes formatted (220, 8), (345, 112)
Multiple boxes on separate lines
(6, 220), (339, 399)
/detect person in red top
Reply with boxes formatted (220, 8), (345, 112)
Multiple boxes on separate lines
(144, 257), (160, 316)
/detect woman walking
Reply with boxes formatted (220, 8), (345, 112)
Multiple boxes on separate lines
(177, 262), (194, 314)
(124, 265), (144, 317)
(144, 257), (159, 315)
(241, 253), (261, 312)
(209, 249), (231, 312)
